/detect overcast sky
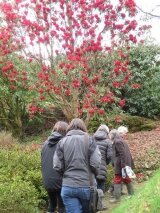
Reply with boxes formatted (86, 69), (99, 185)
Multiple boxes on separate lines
(135, 0), (160, 44)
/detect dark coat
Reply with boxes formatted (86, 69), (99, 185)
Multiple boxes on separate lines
(94, 130), (112, 181)
(112, 135), (134, 174)
(41, 131), (64, 190)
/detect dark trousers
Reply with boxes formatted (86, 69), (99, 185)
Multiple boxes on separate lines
(47, 189), (65, 213)
(97, 179), (106, 193)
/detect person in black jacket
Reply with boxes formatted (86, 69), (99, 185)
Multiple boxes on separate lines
(41, 121), (68, 213)
(93, 124), (112, 193)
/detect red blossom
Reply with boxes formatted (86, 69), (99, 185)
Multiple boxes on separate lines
(65, 89), (71, 96)
(83, 104), (90, 109)
(86, 94), (91, 98)
(100, 93), (114, 103)
(89, 108), (97, 115)
(123, 75), (130, 84)
(9, 85), (17, 90)
(131, 83), (141, 89)
(98, 109), (105, 115)
(112, 81), (122, 88)
(119, 99), (125, 107)
(114, 60), (121, 66)
(39, 88), (44, 94)
(54, 87), (61, 94)
(39, 96), (45, 100)
(89, 87), (97, 94)
(73, 80), (80, 88)
(115, 116), (123, 123)
(0, 0), (146, 121)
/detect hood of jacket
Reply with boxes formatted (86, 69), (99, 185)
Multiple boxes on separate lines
(94, 130), (108, 140)
(66, 129), (86, 136)
(47, 131), (64, 147)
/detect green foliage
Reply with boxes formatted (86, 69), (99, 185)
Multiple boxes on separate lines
(88, 110), (156, 133)
(112, 169), (160, 213)
(123, 115), (156, 132)
(0, 145), (47, 212)
(24, 115), (47, 136)
(106, 164), (114, 190)
(123, 43), (160, 119)
(0, 178), (39, 213)
(88, 115), (105, 133)
(0, 54), (35, 137)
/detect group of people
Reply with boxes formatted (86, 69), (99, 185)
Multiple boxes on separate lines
(41, 118), (134, 213)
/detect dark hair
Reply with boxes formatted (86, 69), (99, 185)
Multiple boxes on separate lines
(67, 118), (87, 132)
(53, 121), (68, 135)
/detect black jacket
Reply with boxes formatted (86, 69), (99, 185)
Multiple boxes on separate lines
(94, 129), (112, 180)
(41, 131), (64, 190)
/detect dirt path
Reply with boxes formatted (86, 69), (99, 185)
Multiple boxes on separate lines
(98, 181), (144, 213)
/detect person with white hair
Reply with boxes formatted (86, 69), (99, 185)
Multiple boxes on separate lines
(93, 124), (112, 194)
(109, 129), (134, 203)
(117, 126), (128, 137)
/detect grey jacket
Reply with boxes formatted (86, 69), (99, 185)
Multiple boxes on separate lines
(41, 132), (64, 190)
(94, 129), (112, 180)
(53, 129), (101, 187)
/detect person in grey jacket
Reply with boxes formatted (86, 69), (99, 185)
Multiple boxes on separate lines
(53, 118), (101, 213)
(93, 124), (112, 193)
(41, 121), (68, 213)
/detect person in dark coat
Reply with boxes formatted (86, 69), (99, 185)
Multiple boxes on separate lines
(41, 121), (68, 213)
(109, 129), (134, 203)
(93, 124), (112, 193)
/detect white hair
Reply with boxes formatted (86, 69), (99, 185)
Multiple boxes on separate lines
(117, 126), (128, 135)
(109, 129), (119, 140)
(97, 124), (109, 134)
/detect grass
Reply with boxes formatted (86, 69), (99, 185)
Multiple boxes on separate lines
(111, 170), (160, 213)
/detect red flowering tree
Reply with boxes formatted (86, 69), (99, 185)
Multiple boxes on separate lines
(0, 25), (38, 137)
(0, 0), (149, 123)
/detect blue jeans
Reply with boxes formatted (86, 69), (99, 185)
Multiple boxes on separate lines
(61, 186), (90, 213)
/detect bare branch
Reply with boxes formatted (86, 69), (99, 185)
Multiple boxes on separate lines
(136, 5), (160, 19)
(150, 5), (160, 13)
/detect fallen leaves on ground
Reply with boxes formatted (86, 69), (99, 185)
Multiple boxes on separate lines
(126, 123), (160, 180)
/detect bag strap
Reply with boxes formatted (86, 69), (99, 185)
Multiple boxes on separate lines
(84, 134), (94, 187)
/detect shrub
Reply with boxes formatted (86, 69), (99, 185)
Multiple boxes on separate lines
(0, 145), (47, 212)
(106, 164), (114, 190)
(0, 178), (39, 213)
(0, 131), (18, 148)
(123, 44), (160, 119)
(123, 115), (156, 132)
(88, 113), (156, 133)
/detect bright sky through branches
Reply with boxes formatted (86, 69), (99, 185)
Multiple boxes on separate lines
(135, 0), (160, 44)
